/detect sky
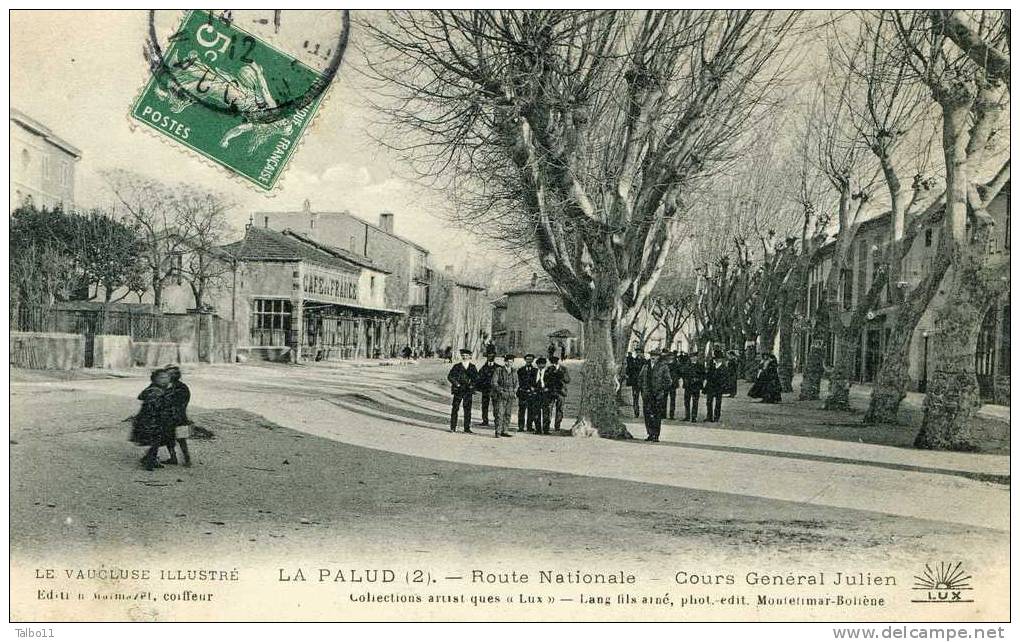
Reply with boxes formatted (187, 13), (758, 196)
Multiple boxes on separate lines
(10, 10), (500, 272)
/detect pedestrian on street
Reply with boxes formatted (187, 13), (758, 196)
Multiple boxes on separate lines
(447, 348), (478, 432)
(545, 355), (570, 431)
(749, 353), (782, 404)
(547, 341), (557, 361)
(476, 349), (498, 427)
(639, 349), (673, 442)
(532, 356), (551, 434)
(131, 368), (171, 471)
(703, 351), (728, 422)
(516, 353), (537, 432)
(725, 350), (740, 397)
(491, 353), (517, 438)
(161, 364), (193, 467)
(626, 347), (647, 418)
(667, 350), (687, 420)
(682, 351), (706, 422)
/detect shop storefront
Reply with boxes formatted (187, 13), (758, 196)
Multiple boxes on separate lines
(229, 226), (404, 361)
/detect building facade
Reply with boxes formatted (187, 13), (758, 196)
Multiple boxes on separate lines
(10, 108), (81, 211)
(427, 268), (491, 357)
(797, 187), (1010, 404)
(493, 273), (585, 358)
(254, 201), (431, 353)
(224, 226), (402, 361)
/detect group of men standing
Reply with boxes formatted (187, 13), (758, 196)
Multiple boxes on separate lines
(448, 349), (570, 437)
(625, 348), (739, 442)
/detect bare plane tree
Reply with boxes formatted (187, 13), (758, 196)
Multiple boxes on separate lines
(888, 10), (1010, 449)
(361, 10), (799, 437)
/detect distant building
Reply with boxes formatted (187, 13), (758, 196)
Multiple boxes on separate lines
(10, 108), (81, 211)
(254, 201), (431, 353)
(427, 266), (491, 357)
(494, 273), (584, 358)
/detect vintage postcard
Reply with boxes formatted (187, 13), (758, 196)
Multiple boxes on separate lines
(8, 8), (1011, 628)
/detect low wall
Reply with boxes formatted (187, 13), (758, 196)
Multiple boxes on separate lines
(93, 335), (133, 369)
(10, 332), (84, 370)
(131, 341), (183, 368)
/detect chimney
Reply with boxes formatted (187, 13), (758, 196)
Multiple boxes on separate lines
(379, 211), (394, 234)
(530, 272), (538, 286)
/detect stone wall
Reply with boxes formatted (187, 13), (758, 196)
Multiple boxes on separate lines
(10, 332), (84, 370)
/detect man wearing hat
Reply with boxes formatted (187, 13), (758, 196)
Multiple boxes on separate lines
(476, 349), (499, 427)
(516, 353), (537, 432)
(447, 348), (479, 433)
(704, 350), (728, 422)
(532, 356), (552, 433)
(682, 351), (707, 422)
(638, 349), (673, 442)
(626, 347), (648, 418)
(544, 355), (570, 432)
(491, 353), (517, 438)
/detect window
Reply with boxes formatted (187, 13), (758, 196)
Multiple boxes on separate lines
(370, 275), (376, 296)
(252, 299), (293, 330)
(350, 235), (357, 252)
(20, 148), (29, 169)
(924, 228), (933, 247)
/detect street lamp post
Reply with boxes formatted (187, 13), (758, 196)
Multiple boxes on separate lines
(920, 330), (930, 393)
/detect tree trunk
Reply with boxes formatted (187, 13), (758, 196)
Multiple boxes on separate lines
(864, 249), (951, 424)
(799, 303), (829, 401)
(914, 236), (1004, 449)
(914, 268), (983, 449)
(579, 315), (631, 439)
(913, 99), (983, 450)
(823, 318), (855, 411)
(777, 300), (795, 393)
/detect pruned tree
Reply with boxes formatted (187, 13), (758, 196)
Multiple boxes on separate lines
(860, 10), (1008, 427)
(646, 262), (697, 352)
(887, 10), (1010, 449)
(361, 10), (799, 437)
(797, 60), (885, 411)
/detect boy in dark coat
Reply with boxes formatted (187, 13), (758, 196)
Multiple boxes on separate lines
(447, 349), (478, 432)
(161, 365), (193, 466)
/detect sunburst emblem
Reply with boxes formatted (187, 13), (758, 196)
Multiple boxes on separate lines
(911, 562), (974, 603)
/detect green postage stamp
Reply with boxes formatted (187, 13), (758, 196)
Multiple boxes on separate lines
(131, 10), (346, 190)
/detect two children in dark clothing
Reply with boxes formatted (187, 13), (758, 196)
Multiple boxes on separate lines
(131, 365), (192, 470)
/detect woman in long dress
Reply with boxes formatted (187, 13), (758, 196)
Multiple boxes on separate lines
(749, 354), (782, 404)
